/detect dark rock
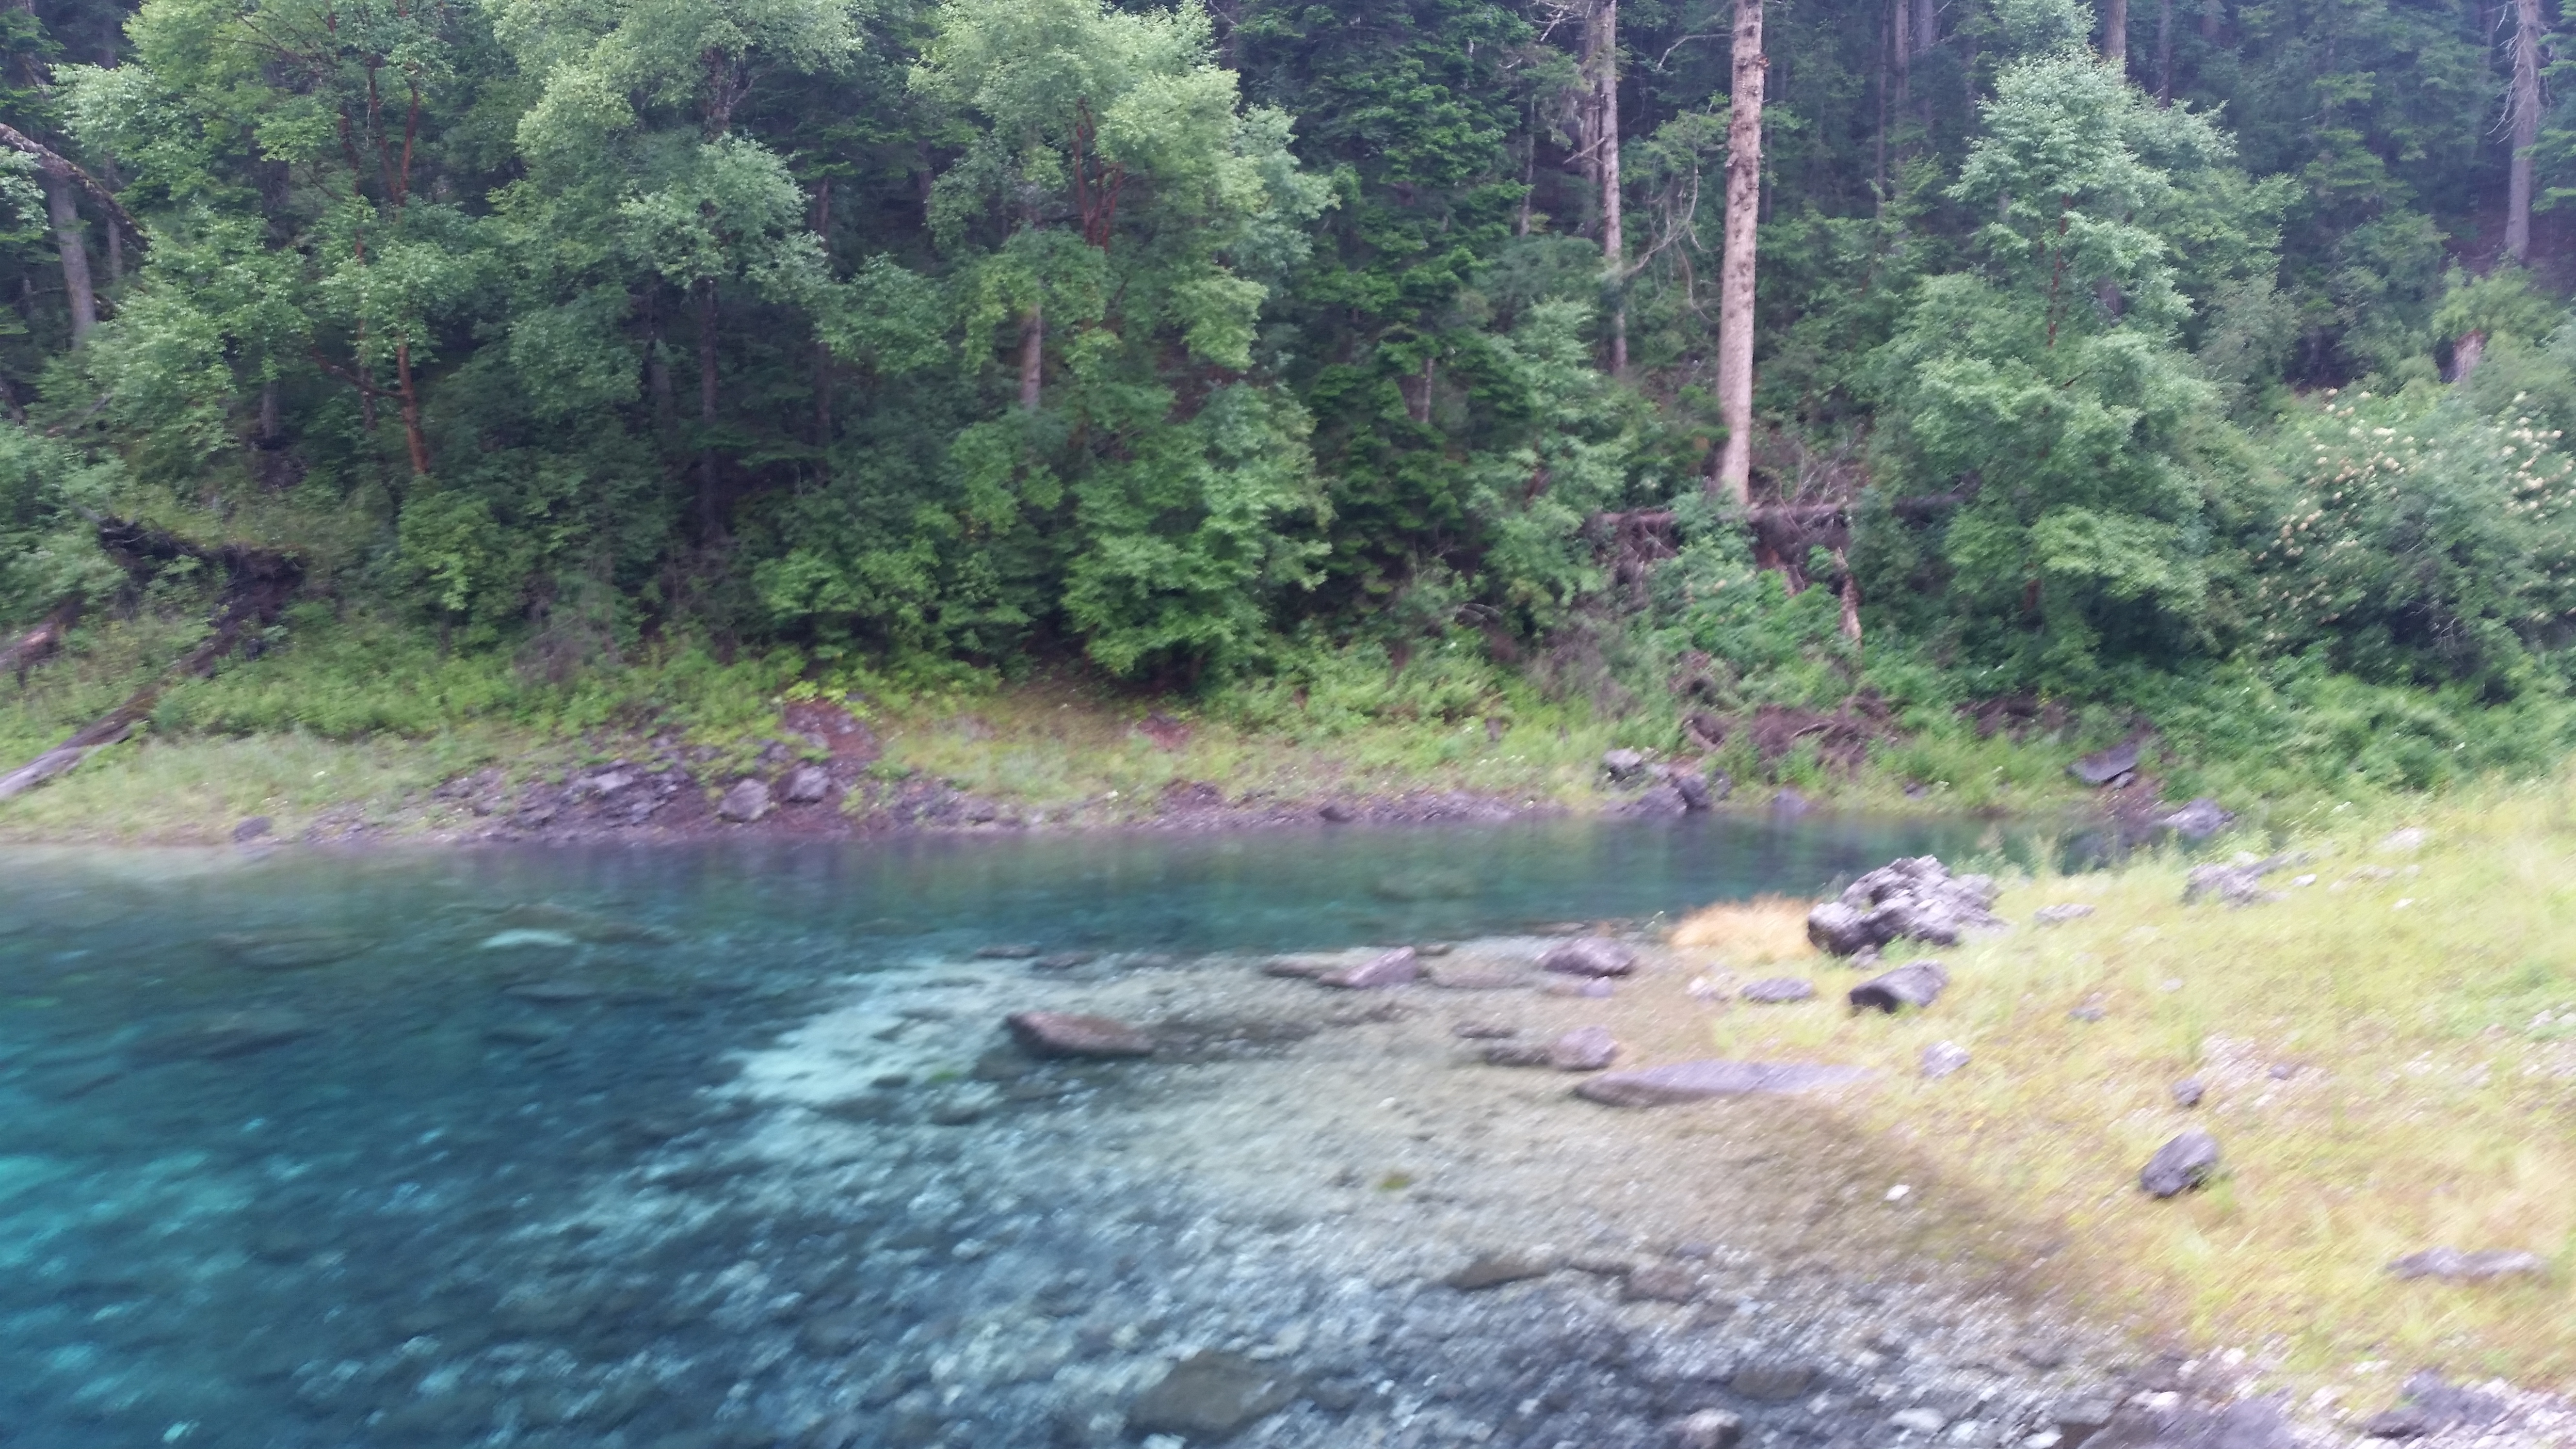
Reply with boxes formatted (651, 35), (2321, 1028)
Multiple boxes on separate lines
(2172, 1077), (2206, 1108)
(2070, 739), (2141, 787)
(1622, 1262), (1699, 1303)
(1033, 951), (1097, 971)
(2141, 1130), (2220, 1197)
(1576, 1059), (1871, 1107)
(1425, 963), (1523, 989)
(505, 979), (607, 1002)
(1671, 772), (1713, 811)
(1704, 771), (1734, 804)
(1919, 1041), (1970, 1079)
(1808, 856), (2006, 956)
(781, 765), (831, 804)
(1771, 789), (1811, 816)
(1603, 748), (1650, 783)
(1728, 1363), (1814, 1402)
(1672, 1408), (1743, 1449)
(1543, 976), (1615, 998)
(2033, 903), (2096, 925)
(1127, 1352), (1301, 1440)
(140, 1009), (320, 1062)
(716, 779), (772, 823)
(232, 816), (274, 843)
(2267, 1062), (2298, 1080)
(1444, 1251), (1555, 1290)
(2360, 1408), (2433, 1439)
(2069, 1003), (2108, 1023)
(2381, 1371), (2509, 1430)
(2010, 1339), (2066, 1369)
(1481, 1042), (1553, 1067)
(1003, 1011), (1154, 1059)
(1739, 977), (1816, 1004)
(2054, 1401), (2116, 1449)
(1319, 947), (1419, 989)
(976, 943), (1041, 959)
(1541, 937), (1640, 977)
(1319, 803), (1355, 823)
(1549, 1026), (1621, 1071)
(1849, 960), (1948, 1013)
(2158, 797), (2236, 840)
(1629, 784), (1691, 816)
(1453, 1021), (1516, 1040)
(2386, 1247), (2549, 1282)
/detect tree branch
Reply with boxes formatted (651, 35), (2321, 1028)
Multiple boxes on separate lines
(0, 122), (143, 250)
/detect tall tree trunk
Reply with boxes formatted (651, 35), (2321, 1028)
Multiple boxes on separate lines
(1587, 0), (1626, 375)
(2157, 0), (2174, 101)
(1713, 0), (1765, 508)
(644, 284), (674, 431)
(1892, 0), (1910, 111)
(1019, 303), (1044, 411)
(2508, 0), (2543, 262)
(2105, 0), (2129, 70)
(812, 178), (833, 454)
(100, 158), (121, 283)
(1877, 0), (1894, 200)
(394, 339), (429, 476)
(44, 175), (92, 344)
(2202, 0), (2221, 41)
(696, 276), (719, 533)
(258, 379), (278, 443)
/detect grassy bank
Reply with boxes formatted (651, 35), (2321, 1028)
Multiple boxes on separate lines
(1664, 779), (2576, 1384)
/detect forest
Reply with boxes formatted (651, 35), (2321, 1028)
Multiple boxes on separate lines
(7, 0), (2576, 792)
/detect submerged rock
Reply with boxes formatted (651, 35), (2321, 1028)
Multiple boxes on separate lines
(1003, 1011), (1154, 1059)
(1849, 960), (1948, 1013)
(1320, 947), (1419, 989)
(1540, 936), (1639, 977)
(2386, 1247), (2549, 1282)
(1128, 1350), (1301, 1438)
(141, 1009), (321, 1062)
(209, 930), (372, 970)
(1807, 856), (2004, 955)
(1032, 950), (1097, 971)
(1575, 1059), (1870, 1107)
(2141, 1130), (2220, 1198)
(1444, 1251), (1555, 1289)
(1548, 1026), (1620, 1071)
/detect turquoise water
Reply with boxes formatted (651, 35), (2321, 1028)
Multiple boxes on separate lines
(0, 814), (2038, 1448)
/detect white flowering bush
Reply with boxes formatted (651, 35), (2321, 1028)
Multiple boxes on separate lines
(2248, 388), (2576, 687)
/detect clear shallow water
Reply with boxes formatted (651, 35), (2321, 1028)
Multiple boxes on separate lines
(0, 815), (2052, 1449)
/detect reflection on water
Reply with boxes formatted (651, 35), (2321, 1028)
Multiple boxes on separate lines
(0, 815), (2070, 1448)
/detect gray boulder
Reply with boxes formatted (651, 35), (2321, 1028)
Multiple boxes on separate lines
(1671, 1409), (1743, 1449)
(1319, 946), (1419, 988)
(2141, 1130), (2220, 1197)
(2159, 797), (2235, 840)
(1920, 1041), (1971, 1079)
(1670, 771), (1712, 811)
(1602, 748), (1650, 783)
(1807, 856), (2005, 956)
(2033, 903), (2096, 925)
(2171, 1077), (2206, 1108)
(2386, 1247), (2549, 1282)
(1850, 960), (1948, 1013)
(2184, 857), (2288, 906)
(1003, 1011), (1155, 1059)
(781, 765), (831, 804)
(2069, 738), (2141, 787)
(1445, 1251), (1554, 1289)
(717, 779), (772, 822)
(1575, 1059), (1870, 1107)
(1541, 936), (1639, 977)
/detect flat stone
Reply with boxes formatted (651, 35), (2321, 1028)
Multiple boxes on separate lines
(716, 779), (772, 823)
(1850, 960), (1948, 1013)
(1320, 947), (1418, 989)
(2032, 904), (2096, 925)
(2069, 739), (2141, 786)
(2159, 797), (2235, 839)
(2171, 1077), (2206, 1108)
(1032, 951), (1097, 970)
(2054, 1401), (2115, 1449)
(1891, 1406), (1949, 1434)
(975, 943), (1041, 959)
(1004, 1011), (1154, 1059)
(1541, 936), (1640, 977)
(1919, 1041), (1971, 1079)
(1549, 1025), (1620, 1071)
(1576, 1059), (1871, 1107)
(1543, 977), (1615, 998)
(1602, 748), (1649, 783)
(1425, 963), (1523, 990)
(1481, 1041), (1552, 1067)
(209, 930), (373, 970)
(140, 1009), (320, 1062)
(1128, 1351), (1300, 1439)
(1444, 1251), (1555, 1290)
(2386, 1246), (2549, 1282)
(1739, 977), (1815, 1004)
(1728, 1362), (1814, 1402)
(2141, 1130), (2220, 1198)
(1621, 1262), (1699, 1303)
(505, 979), (606, 1002)
(1451, 1020), (1517, 1040)
(232, 816), (274, 843)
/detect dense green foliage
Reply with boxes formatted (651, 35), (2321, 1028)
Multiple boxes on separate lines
(9, 0), (2576, 776)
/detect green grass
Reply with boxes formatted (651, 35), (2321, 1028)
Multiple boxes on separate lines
(1665, 779), (2576, 1380)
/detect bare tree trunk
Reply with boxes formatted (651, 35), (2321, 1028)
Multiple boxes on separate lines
(100, 158), (121, 283)
(644, 283), (674, 431)
(1591, 0), (1626, 375)
(2202, 0), (2220, 41)
(2508, 0), (2543, 262)
(2105, 0), (2129, 70)
(696, 276), (719, 532)
(812, 178), (833, 453)
(394, 339), (429, 476)
(2157, 0), (2174, 101)
(1877, 0), (1894, 200)
(258, 379), (278, 443)
(1892, 0), (1910, 111)
(2452, 329), (2488, 381)
(1713, 0), (1765, 508)
(44, 174), (92, 343)
(1019, 303), (1044, 411)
